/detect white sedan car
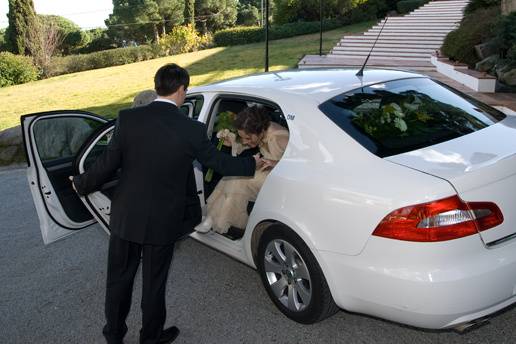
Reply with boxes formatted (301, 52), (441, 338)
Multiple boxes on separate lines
(22, 69), (516, 330)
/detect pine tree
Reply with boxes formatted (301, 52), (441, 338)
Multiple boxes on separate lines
(184, 0), (195, 27)
(5, 0), (36, 54)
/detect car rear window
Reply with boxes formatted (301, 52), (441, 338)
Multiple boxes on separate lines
(319, 77), (506, 157)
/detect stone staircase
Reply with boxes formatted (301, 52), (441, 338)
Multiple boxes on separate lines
(298, 0), (470, 71)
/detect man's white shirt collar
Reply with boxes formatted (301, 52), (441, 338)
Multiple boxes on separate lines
(154, 98), (177, 106)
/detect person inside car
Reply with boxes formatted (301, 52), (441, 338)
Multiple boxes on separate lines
(195, 106), (289, 234)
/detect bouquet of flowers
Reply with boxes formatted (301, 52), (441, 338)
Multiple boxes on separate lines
(205, 111), (237, 182)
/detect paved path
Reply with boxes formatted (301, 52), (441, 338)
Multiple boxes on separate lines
(1, 168), (515, 343)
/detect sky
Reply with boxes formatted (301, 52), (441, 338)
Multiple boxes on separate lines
(0, 0), (113, 29)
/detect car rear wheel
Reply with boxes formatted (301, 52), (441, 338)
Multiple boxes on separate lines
(257, 224), (339, 324)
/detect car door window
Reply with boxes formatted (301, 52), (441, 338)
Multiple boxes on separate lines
(33, 117), (103, 166)
(182, 95), (204, 120)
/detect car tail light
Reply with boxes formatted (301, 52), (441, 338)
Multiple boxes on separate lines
(372, 195), (503, 242)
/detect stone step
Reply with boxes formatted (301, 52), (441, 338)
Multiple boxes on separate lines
(368, 24), (453, 33)
(423, 1), (469, 4)
(299, 62), (435, 71)
(331, 50), (431, 59)
(380, 16), (459, 20)
(337, 42), (441, 49)
(339, 39), (442, 47)
(413, 9), (464, 12)
(363, 31), (447, 37)
(367, 27), (451, 31)
(421, 3), (467, 6)
(342, 35), (444, 42)
(405, 14), (463, 18)
(329, 54), (431, 62)
(333, 46), (437, 53)
(419, 4), (468, 7)
(375, 21), (458, 27)
(378, 19), (459, 24)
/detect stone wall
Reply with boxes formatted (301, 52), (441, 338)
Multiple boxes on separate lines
(0, 126), (26, 166)
(502, 0), (516, 15)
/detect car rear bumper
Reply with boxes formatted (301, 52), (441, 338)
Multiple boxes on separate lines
(319, 234), (516, 329)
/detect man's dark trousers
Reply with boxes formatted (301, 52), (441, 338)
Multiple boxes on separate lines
(103, 234), (175, 344)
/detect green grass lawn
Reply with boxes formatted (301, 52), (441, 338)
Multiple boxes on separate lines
(0, 21), (374, 131)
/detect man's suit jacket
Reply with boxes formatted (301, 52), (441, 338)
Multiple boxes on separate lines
(73, 101), (256, 245)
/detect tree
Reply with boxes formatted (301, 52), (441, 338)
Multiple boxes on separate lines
(25, 16), (64, 77)
(156, 0), (184, 36)
(106, 0), (185, 44)
(5, 0), (37, 54)
(106, 0), (162, 44)
(0, 29), (7, 51)
(38, 15), (90, 54)
(272, 0), (339, 24)
(237, 3), (260, 26)
(184, 0), (195, 27)
(195, 0), (238, 33)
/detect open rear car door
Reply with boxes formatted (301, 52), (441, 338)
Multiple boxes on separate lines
(72, 100), (207, 237)
(21, 111), (107, 244)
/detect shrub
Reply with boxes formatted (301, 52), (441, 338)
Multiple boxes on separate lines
(340, 0), (388, 24)
(76, 28), (117, 54)
(49, 45), (158, 76)
(397, 0), (428, 14)
(159, 25), (203, 55)
(441, 6), (500, 66)
(495, 12), (516, 59)
(0, 52), (39, 87)
(214, 19), (343, 46)
(465, 0), (501, 14)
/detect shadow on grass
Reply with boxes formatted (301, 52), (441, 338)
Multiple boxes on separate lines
(78, 22), (375, 118)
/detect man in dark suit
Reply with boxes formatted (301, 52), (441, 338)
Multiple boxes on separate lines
(71, 64), (259, 344)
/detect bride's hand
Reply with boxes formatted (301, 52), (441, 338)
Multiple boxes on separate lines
(216, 129), (236, 147)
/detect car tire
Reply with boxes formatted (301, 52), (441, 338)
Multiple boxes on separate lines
(257, 224), (339, 324)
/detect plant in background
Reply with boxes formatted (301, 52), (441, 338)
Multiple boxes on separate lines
(0, 51), (38, 87)
(25, 17), (65, 77)
(205, 111), (237, 182)
(495, 12), (516, 60)
(237, 3), (261, 26)
(465, 0), (501, 14)
(441, 6), (500, 66)
(159, 24), (203, 55)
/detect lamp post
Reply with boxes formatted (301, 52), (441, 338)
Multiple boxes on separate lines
(319, 0), (323, 56)
(265, 0), (269, 72)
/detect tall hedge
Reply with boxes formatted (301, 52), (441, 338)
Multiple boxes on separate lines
(214, 19), (343, 46)
(5, 0), (36, 54)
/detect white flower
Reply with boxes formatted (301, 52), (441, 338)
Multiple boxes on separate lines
(394, 117), (408, 132)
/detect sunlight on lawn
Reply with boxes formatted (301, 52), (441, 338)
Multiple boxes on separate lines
(0, 22), (374, 130)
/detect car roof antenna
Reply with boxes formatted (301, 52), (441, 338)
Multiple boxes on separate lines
(356, 16), (389, 77)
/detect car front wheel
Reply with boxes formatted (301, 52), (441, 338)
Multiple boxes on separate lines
(257, 225), (339, 324)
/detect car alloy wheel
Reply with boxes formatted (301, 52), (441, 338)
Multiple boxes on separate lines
(257, 224), (339, 324)
(263, 239), (312, 312)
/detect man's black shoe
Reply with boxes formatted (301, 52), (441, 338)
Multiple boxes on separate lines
(159, 326), (180, 343)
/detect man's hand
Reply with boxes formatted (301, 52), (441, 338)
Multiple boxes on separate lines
(259, 158), (277, 171)
(69, 176), (77, 192)
(253, 154), (264, 170)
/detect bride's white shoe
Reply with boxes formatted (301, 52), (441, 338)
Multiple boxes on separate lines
(195, 216), (213, 233)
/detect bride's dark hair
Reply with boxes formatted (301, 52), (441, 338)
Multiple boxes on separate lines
(234, 106), (271, 135)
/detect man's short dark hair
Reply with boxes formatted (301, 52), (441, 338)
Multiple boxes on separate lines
(154, 63), (190, 96)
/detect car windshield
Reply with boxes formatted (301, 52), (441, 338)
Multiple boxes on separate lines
(319, 77), (506, 157)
